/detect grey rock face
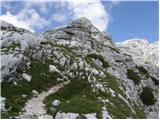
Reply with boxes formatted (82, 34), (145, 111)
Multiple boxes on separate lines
(116, 39), (159, 66)
(1, 18), (159, 119)
(0, 20), (29, 32)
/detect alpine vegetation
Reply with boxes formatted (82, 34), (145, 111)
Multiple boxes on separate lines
(0, 18), (159, 119)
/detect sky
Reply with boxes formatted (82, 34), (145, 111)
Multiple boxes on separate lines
(0, 0), (159, 42)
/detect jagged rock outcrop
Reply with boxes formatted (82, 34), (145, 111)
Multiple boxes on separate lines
(1, 18), (159, 119)
(1, 20), (28, 32)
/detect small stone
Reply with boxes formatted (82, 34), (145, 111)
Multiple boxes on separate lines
(49, 65), (59, 73)
(1, 97), (6, 112)
(13, 81), (17, 85)
(32, 90), (39, 95)
(59, 57), (66, 66)
(92, 68), (99, 75)
(50, 107), (56, 112)
(38, 115), (53, 119)
(85, 67), (90, 71)
(57, 78), (63, 82)
(52, 99), (61, 107)
(84, 113), (97, 119)
(79, 61), (84, 69)
(55, 112), (79, 119)
(22, 73), (32, 82)
(22, 94), (27, 98)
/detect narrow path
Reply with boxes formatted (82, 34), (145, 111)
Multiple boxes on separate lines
(16, 81), (70, 119)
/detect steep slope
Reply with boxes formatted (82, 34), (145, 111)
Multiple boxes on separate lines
(116, 39), (159, 66)
(1, 18), (159, 119)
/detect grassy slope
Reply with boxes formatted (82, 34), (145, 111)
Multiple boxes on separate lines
(44, 79), (103, 118)
(44, 71), (146, 119)
(1, 59), (62, 118)
(1, 42), (147, 119)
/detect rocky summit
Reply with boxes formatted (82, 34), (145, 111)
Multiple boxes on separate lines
(116, 39), (159, 67)
(0, 17), (159, 119)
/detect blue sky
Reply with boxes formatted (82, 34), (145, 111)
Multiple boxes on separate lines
(1, 0), (159, 42)
(107, 1), (159, 42)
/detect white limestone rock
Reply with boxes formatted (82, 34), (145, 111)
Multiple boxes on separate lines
(49, 65), (59, 73)
(1, 54), (24, 82)
(84, 113), (97, 119)
(116, 39), (158, 66)
(52, 99), (61, 107)
(38, 114), (53, 119)
(55, 112), (79, 119)
(91, 68), (99, 75)
(59, 57), (67, 66)
(1, 97), (6, 112)
(22, 73), (32, 82)
(79, 60), (84, 69)
(102, 110), (112, 119)
(32, 90), (39, 95)
(22, 95), (27, 98)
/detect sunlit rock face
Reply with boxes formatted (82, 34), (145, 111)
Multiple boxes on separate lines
(1, 18), (159, 119)
(116, 39), (159, 66)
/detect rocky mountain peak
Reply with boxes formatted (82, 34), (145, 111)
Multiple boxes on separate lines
(1, 19), (159, 119)
(0, 20), (29, 33)
(45, 17), (114, 49)
(68, 17), (99, 32)
(117, 39), (149, 46)
(1, 20), (13, 30)
(116, 39), (159, 66)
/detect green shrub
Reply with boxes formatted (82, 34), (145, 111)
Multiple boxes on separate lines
(127, 69), (141, 85)
(86, 54), (109, 68)
(140, 87), (156, 106)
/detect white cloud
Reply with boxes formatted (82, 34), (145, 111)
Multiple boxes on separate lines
(17, 8), (49, 29)
(1, 0), (117, 32)
(52, 13), (66, 22)
(43, 1), (111, 31)
(51, 0), (111, 31)
(0, 11), (34, 32)
(66, 1), (111, 31)
(0, 2), (50, 32)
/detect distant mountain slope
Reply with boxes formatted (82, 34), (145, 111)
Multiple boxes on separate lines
(116, 39), (159, 66)
(1, 18), (159, 119)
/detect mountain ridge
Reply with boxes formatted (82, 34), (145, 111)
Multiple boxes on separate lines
(116, 38), (159, 66)
(0, 18), (159, 119)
